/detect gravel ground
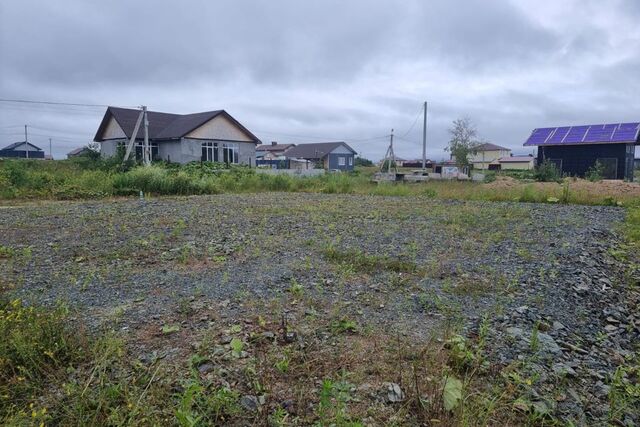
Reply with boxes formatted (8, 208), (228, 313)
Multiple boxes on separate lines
(1, 193), (638, 424)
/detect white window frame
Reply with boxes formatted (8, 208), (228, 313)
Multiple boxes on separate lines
(348, 156), (353, 166)
(338, 156), (346, 166)
(222, 143), (239, 164)
(134, 141), (159, 161)
(201, 141), (218, 162)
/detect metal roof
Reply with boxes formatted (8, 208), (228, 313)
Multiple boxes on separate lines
(474, 142), (510, 151)
(1, 141), (43, 151)
(524, 122), (640, 146)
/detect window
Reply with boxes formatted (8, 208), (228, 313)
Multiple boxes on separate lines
(338, 156), (346, 166)
(348, 156), (353, 166)
(222, 143), (239, 164)
(201, 142), (218, 162)
(134, 142), (159, 161)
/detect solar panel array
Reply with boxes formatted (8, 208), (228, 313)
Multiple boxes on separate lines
(524, 122), (640, 146)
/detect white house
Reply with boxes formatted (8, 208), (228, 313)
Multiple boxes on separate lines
(469, 143), (511, 170)
(94, 107), (261, 165)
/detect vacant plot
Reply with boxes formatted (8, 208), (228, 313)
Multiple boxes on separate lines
(1, 193), (638, 425)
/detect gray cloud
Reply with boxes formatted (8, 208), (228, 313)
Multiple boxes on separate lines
(1, 0), (638, 160)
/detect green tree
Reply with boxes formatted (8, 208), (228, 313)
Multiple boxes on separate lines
(445, 117), (481, 167)
(354, 156), (373, 167)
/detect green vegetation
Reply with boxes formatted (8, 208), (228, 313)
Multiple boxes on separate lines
(533, 159), (561, 182)
(1, 158), (639, 206)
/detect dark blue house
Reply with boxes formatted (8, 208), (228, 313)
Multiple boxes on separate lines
(524, 122), (639, 180)
(0, 141), (45, 159)
(283, 142), (356, 171)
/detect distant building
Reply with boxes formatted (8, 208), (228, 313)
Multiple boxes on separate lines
(256, 142), (295, 160)
(94, 106), (260, 165)
(492, 155), (536, 170)
(524, 122), (640, 180)
(67, 146), (93, 158)
(0, 141), (45, 159)
(469, 143), (511, 170)
(283, 142), (356, 171)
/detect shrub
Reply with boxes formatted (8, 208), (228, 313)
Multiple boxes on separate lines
(534, 160), (561, 182)
(585, 161), (604, 182)
(483, 171), (496, 183)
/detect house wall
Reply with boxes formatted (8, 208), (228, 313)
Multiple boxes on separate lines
(327, 152), (354, 171)
(499, 160), (534, 170)
(102, 117), (127, 139)
(185, 115), (254, 142)
(537, 143), (631, 180)
(0, 149), (45, 159)
(470, 149), (511, 169)
(180, 138), (256, 165)
(100, 140), (124, 158)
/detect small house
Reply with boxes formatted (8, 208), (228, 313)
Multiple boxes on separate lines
(0, 141), (45, 159)
(283, 142), (356, 171)
(469, 143), (511, 170)
(67, 146), (93, 158)
(523, 122), (640, 180)
(94, 106), (260, 165)
(495, 155), (535, 170)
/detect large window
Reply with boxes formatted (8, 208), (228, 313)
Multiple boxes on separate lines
(223, 143), (239, 164)
(201, 142), (218, 162)
(338, 156), (346, 166)
(134, 142), (159, 161)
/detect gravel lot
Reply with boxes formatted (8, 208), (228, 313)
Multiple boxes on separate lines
(1, 193), (638, 424)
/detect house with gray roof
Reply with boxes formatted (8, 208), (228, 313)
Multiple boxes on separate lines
(94, 107), (261, 165)
(0, 141), (45, 159)
(283, 142), (356, 171)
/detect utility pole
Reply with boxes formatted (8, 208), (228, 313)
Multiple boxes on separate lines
(49, 138), (52, 160)
(24, 125), (28, 159)
(122, 107), (145, 164)
(421, 101), (427, 170)
(143, 105), (150, 166)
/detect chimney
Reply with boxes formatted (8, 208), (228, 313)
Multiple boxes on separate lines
(271, 141), (277, 146)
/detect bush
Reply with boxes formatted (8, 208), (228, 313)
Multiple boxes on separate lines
(534, 160), (561, 182)
(585, 161), (604, 182)
(483, 171), (496, 183)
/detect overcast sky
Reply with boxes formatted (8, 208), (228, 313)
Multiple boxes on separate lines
(1, 0), (639, 160)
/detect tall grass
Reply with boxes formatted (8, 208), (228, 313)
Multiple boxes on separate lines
(1, 159), (638, 206)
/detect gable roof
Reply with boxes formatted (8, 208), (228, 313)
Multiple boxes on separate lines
(474, 142), (510, 151)
(283, 142), (356, 159)
(524, 122), (640, 146)
(67, 146), (91, 156)
(94, 106), (260, 143)
(1, 141), (43, 151)
(256, 143), (295, 152)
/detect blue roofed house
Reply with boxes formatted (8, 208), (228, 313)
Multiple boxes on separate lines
(524, 122), (640, 181)
(283, 142), (357, 171)
(0, 141), (45, 159)
(94, 107), (261, 165)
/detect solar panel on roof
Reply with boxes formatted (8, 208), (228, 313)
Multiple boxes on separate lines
(563, 126), (589, 143)
(524, 122), (640, 146)
(584, 124), (616, 142)
(611, 122), (640, 142)
(546, 126), (570, 143)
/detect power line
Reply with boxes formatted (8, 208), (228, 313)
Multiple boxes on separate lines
(399, 104), (424, 138)
(0, 98), (125, 108)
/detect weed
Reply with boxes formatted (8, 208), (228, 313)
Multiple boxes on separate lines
(330, 317), (358, 334)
